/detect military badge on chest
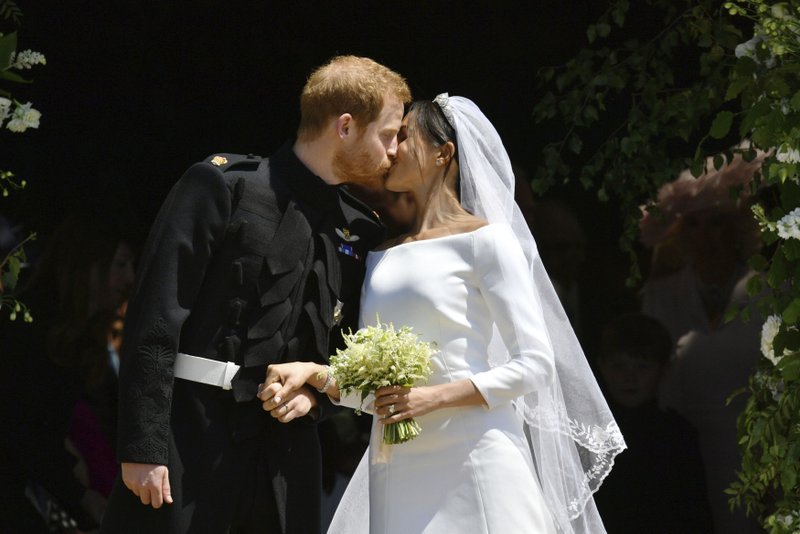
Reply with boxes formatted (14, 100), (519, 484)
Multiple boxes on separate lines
(332, 299), (344, 326)
(335, 227), (361, 260)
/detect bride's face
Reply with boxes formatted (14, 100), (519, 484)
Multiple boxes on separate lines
(384, 115), (437, 194)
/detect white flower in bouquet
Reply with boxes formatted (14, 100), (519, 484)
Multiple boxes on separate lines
(329, 318), (436, 444)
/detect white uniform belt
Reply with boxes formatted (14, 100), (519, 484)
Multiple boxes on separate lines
(174, 353), (239, 391)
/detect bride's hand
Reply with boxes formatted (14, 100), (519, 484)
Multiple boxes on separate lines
(374, 385), (439, 422)
(267, 385), (318, 423)
(258, 362), (321, 411)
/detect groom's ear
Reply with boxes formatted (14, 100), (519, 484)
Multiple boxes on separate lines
(336, 113), (354, 139)
(438, 141), (456, 162)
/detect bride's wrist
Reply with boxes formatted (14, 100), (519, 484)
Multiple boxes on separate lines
(306, 363), (330, 392)
(314, 364), (334, 393)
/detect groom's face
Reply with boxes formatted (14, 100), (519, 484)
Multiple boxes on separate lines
(333, 95), (404, 187)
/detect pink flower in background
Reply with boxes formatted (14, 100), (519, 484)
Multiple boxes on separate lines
(639, 148), (767, 247)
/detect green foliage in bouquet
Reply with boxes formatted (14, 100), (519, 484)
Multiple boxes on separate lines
(329, 319), (436, 444)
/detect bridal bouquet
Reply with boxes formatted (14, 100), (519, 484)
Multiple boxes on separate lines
(329, 319), (436, 444)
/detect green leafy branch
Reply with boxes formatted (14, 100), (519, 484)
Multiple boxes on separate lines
(0, 169), (25, 197)
(532, 0), (800, 529)
(726, 0), (800, 57)
(0, 0), (21, 26)
(1, 4), (42, 323)
(532, 0), (745, 284)
(0, 230), (35, 321)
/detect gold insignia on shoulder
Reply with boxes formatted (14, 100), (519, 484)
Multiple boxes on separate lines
(211, 156), (228, 166)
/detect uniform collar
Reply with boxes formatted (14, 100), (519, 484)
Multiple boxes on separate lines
(270, 140), (340, 212)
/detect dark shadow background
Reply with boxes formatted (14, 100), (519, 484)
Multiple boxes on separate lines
(5, 0), (611, 231)
(4, 0), (639, 347)
(3, 4), (653, 527)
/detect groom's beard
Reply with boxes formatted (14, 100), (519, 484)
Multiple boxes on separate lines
(333, 143), (391, 187)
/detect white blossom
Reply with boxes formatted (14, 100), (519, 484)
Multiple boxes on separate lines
(761, 315), (799, 366)
(762, 315), (785, 365)
(777, 208), (800, 240)
(776, 510), (800, 531)
(0, 97), (11, 126)
(735, 32), (777, 68)
(776, 144), (800, 164)
(770, 4), (789, 20)
(735, 35), (762, 59)
(777, 513), (793, 528)
(9, 49), (46, 70)
(6, 101), (41, 133)
(753, 368), (785, 401)
(769, 376), (785, 402)
(771, 384), (784, 402)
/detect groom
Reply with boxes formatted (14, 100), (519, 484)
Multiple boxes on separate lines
(101, 56), (410, 534)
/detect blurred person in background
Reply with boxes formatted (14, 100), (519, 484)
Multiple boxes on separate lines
(1, 209), (136, 533)
(639, 149), (766, 533)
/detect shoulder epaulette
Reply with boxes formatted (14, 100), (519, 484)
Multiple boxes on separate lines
(204, 153), (264, 173)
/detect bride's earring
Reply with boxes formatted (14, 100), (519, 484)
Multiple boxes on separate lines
(435, 158), (444, 166)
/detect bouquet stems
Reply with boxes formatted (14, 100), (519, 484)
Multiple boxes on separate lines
(383, 418), (423, 444)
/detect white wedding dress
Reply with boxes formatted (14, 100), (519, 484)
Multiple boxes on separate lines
(331, 224), (558, 534)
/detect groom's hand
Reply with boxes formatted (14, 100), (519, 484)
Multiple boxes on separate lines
(258, 362), (320, 421)
(121, 462), (173, 509)
(258, 362), (313, 405)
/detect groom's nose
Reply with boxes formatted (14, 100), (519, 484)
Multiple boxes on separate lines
(386, 137), (398, 159)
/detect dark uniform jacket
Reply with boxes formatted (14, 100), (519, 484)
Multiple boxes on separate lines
(104, 143), (383, 534)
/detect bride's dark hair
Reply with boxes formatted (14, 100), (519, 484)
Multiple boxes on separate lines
(406, 100), (460, 197)
(408, 100), (456, 147)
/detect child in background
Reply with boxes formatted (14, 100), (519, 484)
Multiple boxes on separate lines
(593, 312), (713, 533)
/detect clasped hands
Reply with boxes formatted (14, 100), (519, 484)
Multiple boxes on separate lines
(258, 362), (440, 423)
(257, 362), (320, 423)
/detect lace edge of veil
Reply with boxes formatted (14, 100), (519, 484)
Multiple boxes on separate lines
(520, 401), (625, 520)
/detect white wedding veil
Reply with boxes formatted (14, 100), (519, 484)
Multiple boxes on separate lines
(328, 94), (625, 534)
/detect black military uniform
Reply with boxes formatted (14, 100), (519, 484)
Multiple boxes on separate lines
(101, 142), (384, 534)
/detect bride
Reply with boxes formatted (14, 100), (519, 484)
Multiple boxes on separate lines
(259, 94), (624, 533)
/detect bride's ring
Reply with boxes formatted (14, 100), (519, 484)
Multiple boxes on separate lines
(388, 404), (396, 415)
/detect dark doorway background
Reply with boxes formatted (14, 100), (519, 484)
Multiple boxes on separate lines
(4, 9), (650, 506)
(5, 0), (611, 232)
(6, 0), (644, 356)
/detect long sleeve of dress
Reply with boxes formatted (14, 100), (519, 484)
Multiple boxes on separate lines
(117, 162), (232, 464)
(468, 224), (556, 409)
